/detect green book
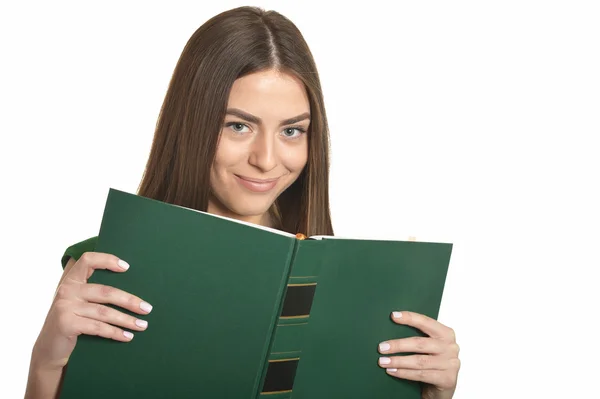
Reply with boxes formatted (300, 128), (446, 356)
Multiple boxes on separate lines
(59, 188), (453, 399)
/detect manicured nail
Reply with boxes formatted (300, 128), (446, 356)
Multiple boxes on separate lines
(123, 331), (134, 339)
(140, 301), (153, 313)
(117, 259), (130, 270)
(136, 319), (148, 329)
(392, 311), (402, 319)
(387, 368), (397, 372)
(379, 357), (391, 365)
(379, 342), (391, 352)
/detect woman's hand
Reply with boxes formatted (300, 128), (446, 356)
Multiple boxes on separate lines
(28, 251), (153, 396)
(377, 311), (460, 399)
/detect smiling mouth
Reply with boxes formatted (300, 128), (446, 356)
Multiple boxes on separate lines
(234, 175), (280, 192)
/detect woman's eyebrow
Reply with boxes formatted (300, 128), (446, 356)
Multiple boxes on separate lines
(226, 108), (310, 126)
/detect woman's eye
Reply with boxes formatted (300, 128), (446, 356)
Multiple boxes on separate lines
(227, 122), (249, 133)
(281, 127), (305, 138)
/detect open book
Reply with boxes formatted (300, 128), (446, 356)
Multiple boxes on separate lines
(59, 188), (453, 399)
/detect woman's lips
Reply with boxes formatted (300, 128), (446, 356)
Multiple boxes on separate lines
(234, 175), (280, 192)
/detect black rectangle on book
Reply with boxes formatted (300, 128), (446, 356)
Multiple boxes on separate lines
(262, 358), (299, 393)
(280, 284), (317, 317)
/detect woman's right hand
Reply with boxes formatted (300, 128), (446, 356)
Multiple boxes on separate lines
(31, 251), (153, 372)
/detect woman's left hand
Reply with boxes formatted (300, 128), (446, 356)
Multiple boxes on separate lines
(377, 311), (460, 399)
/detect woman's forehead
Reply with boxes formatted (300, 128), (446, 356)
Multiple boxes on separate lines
(227, 69), (310, 123)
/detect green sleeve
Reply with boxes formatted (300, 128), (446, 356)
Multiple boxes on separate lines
(61, 236), (99, 269)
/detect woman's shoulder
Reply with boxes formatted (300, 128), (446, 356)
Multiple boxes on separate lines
(61, 236), (98, 269)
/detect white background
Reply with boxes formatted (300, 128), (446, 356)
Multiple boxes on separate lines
(1, 1), (599, 398)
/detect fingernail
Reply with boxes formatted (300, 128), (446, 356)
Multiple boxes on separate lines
(392, 311), (402, 319)
(123, 331), (134, 339)
(136, 319), (148, 329)
(117, 259), (130, 270)
(379, 342), (390, 352)
(387, 368), (397, 373)
(140, 301), (153, 313)
(379, 357), (391, 365)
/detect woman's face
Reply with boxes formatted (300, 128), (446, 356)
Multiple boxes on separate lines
(208, 68), (310, 226)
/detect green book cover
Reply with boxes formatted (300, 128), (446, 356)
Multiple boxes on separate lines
(290, 238), (451, 398)
(59, 188), (453, 399)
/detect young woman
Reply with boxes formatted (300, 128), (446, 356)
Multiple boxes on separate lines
(25, 6), (460, 399)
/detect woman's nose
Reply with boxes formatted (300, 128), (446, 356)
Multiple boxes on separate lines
(248, 132), (277, 172)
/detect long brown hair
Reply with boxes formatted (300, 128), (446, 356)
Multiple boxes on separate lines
(136, 6), (333, 236)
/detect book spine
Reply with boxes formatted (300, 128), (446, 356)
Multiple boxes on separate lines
(257, 240), (323, 398)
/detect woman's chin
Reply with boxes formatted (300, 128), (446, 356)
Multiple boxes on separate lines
(208, 192), (278, 226)
(223, 203), (273, 223)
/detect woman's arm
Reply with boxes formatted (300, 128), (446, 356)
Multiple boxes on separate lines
(24, 360), (66, 399)
(24, 257), (76, 399)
